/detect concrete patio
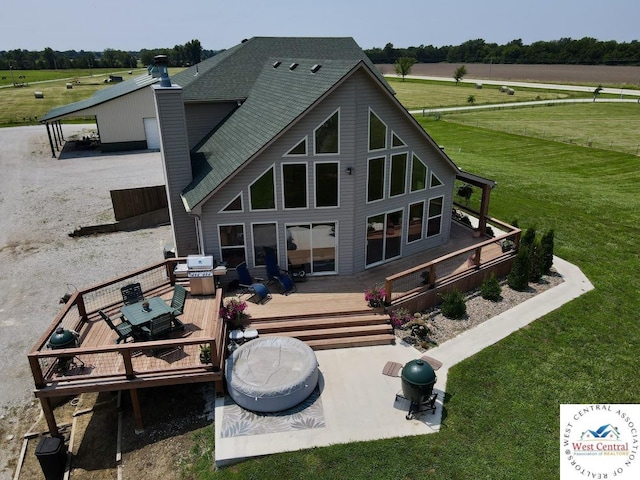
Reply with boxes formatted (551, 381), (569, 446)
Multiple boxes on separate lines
(214, 256), (594, 466)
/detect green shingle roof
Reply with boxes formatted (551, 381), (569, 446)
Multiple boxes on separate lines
(172, 36), (391, 102)
(41, 74), (158, 122)
(181, 58), (363, 210)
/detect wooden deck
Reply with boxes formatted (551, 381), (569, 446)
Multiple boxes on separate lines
(239, 221), (500, 321)
(29, 219), (517, 435)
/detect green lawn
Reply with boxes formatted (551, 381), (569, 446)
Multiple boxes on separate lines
(441, 102), (640, 156)
(180, 116), (639, 479)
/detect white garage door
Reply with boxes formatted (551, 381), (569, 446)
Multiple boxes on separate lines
(143, 117), (160, 150)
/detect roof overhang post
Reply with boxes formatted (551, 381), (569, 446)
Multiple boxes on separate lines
(57, 120), (64, 142)
(45, 123), (56, 158)
(478, 184), (492, 235)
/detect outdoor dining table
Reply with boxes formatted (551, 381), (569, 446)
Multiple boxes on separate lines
(120, 297), (173, 328)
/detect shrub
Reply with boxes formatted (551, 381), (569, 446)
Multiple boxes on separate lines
(440, 290), (467, 319)
(529, 237), (544, 282)
(389, 308), (412, 328)
(508, 245), (530, 291)
(521, 227), (536, 248)
(480, 274), (502, 301)
(541, 229), (555, 273)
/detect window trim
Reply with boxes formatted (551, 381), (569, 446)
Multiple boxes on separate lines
(407, 200), (426, 244)
(366, 155), (386, 204)
(314, 160), (340, 209)
(391, 131), (406, 148)
(410, 152), (428, 193)
(284, 136), (308, 157)
(389, 152), (408, 198)
(430, 171), (444, 188)
(250, 221), (279, 267)
(219, 192), (244, 213)
(281, 162), (309, 210)
(368, 107), (388, 152)
(313, 108), (340, 156)
(426, 195), (444, 238)
(248, 164), (277, 212)
(218, 223), (247, 267)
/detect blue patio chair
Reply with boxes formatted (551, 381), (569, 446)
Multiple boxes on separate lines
(235, 262), (271, 304)
(264, 251), (297, 295)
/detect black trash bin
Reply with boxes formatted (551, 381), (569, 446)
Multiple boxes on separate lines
(35, 436), (67, 480)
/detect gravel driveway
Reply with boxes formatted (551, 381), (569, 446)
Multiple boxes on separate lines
(0, 125), (172, 412)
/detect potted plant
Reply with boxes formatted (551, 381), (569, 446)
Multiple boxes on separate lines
(199, 344), (211, 364)
(219, 298), (248, 329)
(364, 285), (386, 308)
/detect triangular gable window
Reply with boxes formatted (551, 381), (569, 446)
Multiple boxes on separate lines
(391, 131), (406, 147)
(430, 171), (443, 188)
(285, 137), (307, 156)
(368, 109), (387, 151)
(220, 193), (243, 213)
(314, 109), (340, 155)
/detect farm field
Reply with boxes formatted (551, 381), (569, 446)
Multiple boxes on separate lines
(377, 62), (640, 87)
(0, 68), (181, 126)
(386, 76), (589, 110)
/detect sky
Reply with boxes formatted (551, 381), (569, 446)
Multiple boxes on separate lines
(2, 0), (639, 52)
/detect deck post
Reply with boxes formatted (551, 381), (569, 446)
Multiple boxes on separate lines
(129, 389), (144, 432)
(122, 350), (134, 379)
(474, 246), (482, 269)
(384, 278), (392, 305)
(40, 397), (59, 437)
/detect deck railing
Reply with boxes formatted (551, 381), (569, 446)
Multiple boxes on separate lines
(28, 258), (225, 395)
(384, 216), (521, 305)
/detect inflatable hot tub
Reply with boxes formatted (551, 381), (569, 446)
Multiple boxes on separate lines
(225, 336), (319, 412)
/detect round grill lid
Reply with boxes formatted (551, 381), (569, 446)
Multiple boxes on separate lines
(402, 359), (436, 385)
(48, 327), (76, 349)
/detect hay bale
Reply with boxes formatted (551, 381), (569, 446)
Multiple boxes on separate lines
(34, 91), (44, 99)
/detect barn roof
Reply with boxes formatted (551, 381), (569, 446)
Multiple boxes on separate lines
(40, 74), (159, 122)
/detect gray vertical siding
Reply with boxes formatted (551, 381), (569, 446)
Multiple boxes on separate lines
(153, 85), (199, 255)
(199, 66), (457, 276)
(185, 102), (238, 149)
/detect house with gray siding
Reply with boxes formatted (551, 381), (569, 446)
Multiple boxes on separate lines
(153, 37), (476, 277)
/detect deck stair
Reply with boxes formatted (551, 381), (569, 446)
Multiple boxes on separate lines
(248, 310), (395, 350)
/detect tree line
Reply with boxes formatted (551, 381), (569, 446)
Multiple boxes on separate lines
(365, 37), (640, 65)
(0, 39), (217, 70)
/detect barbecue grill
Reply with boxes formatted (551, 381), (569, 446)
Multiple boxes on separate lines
(396, 359), (437, 420)
(47, 327), (84, 373)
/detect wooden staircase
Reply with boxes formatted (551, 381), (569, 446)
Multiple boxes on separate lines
(248, 310), (395, 350)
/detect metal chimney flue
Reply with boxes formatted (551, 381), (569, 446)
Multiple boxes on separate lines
(154, 55), (171, 87)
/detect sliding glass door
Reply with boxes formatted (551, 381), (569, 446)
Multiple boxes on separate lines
(366, 209), (403, 267)
(286, 222), (337, 275)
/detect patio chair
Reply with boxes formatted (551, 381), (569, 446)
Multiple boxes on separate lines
(170, 284), (187, 316)
(235, 262), (271, 304)
(99, 310), (134, 344)
(264, 251), (297, 295)
(140, 312), (174, 341)
(121, 282), (144, 305)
